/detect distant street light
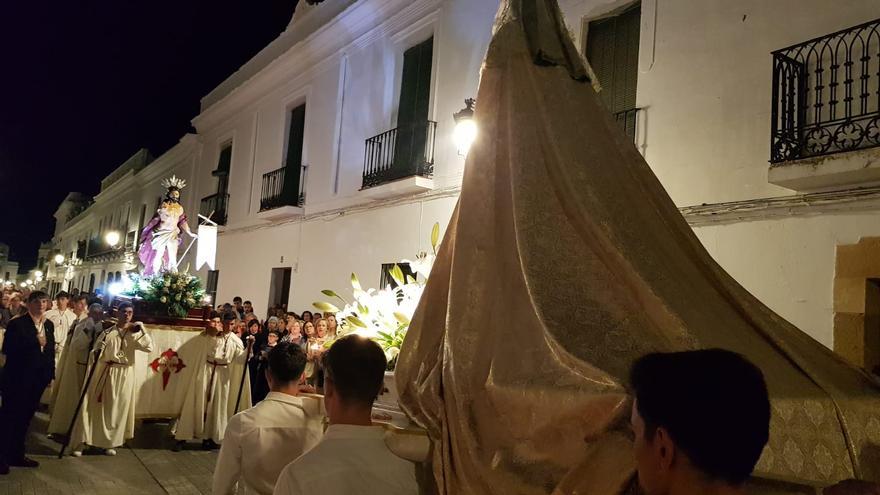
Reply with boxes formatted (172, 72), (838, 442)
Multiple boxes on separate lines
(25, 279), (32, 285)
(34, 271), (43, 278)
(105, 231), (121, 248)
(54, 254), (65, 264)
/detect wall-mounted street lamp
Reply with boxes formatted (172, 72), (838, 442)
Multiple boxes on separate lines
(453, 98), (477, 156)
(105, 231), (121, 248)
(34, 271), (43, 278)
(54, 254), (65, 264)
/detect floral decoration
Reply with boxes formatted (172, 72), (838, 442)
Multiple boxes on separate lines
(315, 223), (439, 370)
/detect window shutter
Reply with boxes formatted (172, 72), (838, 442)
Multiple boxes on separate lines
(395, 37), (434, 175)
(587, 4), (640, 114)
(284, 104), (306, 200)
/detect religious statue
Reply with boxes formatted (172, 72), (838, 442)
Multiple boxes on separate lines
(138, 176), (197, 276)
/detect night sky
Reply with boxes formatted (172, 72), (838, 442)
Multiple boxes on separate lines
(0, 0), (298, 270)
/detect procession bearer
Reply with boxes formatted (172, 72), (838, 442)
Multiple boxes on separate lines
(174, 311), (252, 451)
(71, 302), (153, 456)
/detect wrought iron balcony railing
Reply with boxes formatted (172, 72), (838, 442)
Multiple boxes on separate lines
(771, 18), (880, 163)
(200, 192), (229, 226)
(362, 121), (437, 189)
(613, 107), (641, 142)
(260, 165), (307, 211)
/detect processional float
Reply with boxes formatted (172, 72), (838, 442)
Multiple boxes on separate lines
(395, 0), (880, 493)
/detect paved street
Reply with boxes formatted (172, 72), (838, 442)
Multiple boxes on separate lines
(0, 409), (218, 494)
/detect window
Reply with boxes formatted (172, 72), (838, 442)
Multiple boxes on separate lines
(586, 3), (641, 135)
(394, 37), (434, 174)
(284, 104), (306, 204)
(206, 270), (220, 306)
(215, 143), (233, 195)
(379, 262), (415, 290)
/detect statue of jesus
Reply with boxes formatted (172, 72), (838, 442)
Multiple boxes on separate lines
(138, 176), (198, 276)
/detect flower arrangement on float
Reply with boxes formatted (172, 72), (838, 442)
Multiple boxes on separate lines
(125, 270), (204, 318)
(315, 223), (439, 370)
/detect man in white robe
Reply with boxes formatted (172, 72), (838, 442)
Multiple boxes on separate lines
(71, 302), (153, 455)
(174, 311), (252, 451)
(45, 291), (77, 369)
(48, 303), (105, 437)
(44, 291), (78, 406)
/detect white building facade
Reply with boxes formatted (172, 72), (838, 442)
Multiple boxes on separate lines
(47, 0), (879, 371)
(190, 0), (498, 317)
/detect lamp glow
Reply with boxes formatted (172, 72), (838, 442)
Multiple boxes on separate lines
(20, 282), (26, 287)
(452, 98), (477, 156)
(34, 271), (43, 278)
(105, 231), (121, 247)
(25, 279), (32, 285)
(108, 282), (124, 296)
(54, 254), (65, 264)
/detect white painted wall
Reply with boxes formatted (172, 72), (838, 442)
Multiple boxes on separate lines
(559, 0), (880, 206)
(693, 213), (880, 348)
(212, 195), (457, 317)
(190, 0), (880, 348)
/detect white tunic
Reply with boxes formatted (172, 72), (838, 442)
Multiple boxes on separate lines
(73, 323), (153, 449)
(212, 392), (323, 495)
(45, 308), (77, 367)
(273, 425), (418, 495)
(48, 316), (101, 435)
(174, 331), (250, 442)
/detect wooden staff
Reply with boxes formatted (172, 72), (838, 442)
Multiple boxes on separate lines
(233, 337), (255, 414)
(57, 325), (111, 458)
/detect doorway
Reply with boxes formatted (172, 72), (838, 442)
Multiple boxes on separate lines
(267, 268), (292, 315)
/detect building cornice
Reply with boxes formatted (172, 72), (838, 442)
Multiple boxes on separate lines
(192, 0), (442, 131)
(680, 187), (880, 226)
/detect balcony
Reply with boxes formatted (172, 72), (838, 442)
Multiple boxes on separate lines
(613, 107), (641, 143)
(85, 238), (125, 262)
(258, 165), (307, 222)
(200, 193), (229, 226)
(362, 121), (437, 195)
(769, 18), (880, 191)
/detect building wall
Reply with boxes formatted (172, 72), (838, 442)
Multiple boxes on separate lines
(213, 194), (456, 316)
(191, 0), (880, 351)
(193, 0), (497, 313)
(691, 211), (880, 348)
(559, 0), (879, 206)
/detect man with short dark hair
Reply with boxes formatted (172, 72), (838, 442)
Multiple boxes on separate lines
(175, 311), (252, 451)
(0, 291), (56, 473)
(45, 291), (76, 373)
(233, 296), (244, 319)
(213, 343), (322, 494)
(49, 303), (104, 437)
(629, 349), (771, 495)
(243, 300), (254, 317)
(71, 302), (153, 456)
(69, 294), (88, 323)
(273, 335), (417, 495)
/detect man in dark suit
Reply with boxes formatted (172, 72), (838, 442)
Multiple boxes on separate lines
(0, 291), (55, 474)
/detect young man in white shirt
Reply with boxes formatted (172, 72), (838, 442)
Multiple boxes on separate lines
(213, 342), (323, 495)
(44, 291), (77, 371)
(274, 335), (418, 495)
